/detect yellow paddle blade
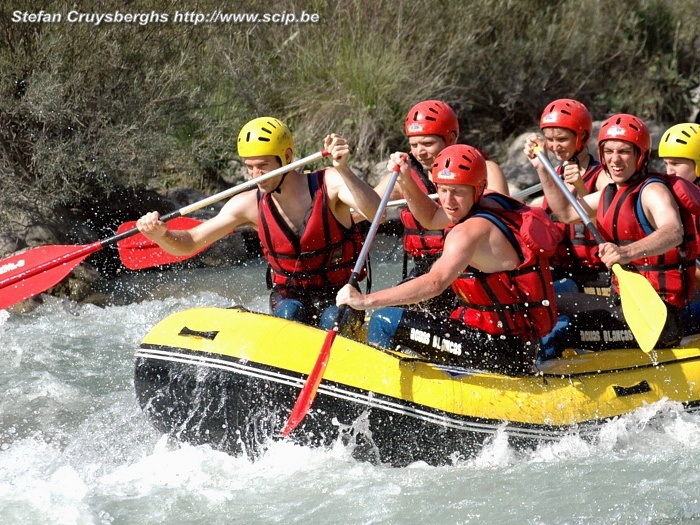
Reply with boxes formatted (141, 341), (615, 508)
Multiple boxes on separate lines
(612, 264), (667, 352)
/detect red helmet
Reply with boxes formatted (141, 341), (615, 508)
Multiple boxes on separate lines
(539, 99), (592, 152)
(597, 114), (651, 172)
(431, 145), (487, 200)
(404, 100), (459, 144)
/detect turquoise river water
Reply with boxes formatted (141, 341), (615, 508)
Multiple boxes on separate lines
(2, 237), (700, 524)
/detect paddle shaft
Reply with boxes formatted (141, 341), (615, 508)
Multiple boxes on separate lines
(534, 149), (605, 244)
(534, 147), (668, 352)
(115, 159), (546, 272)
(385, 182), (543, 209)
(336, 166), (402, 326)
(281, 165), (401, 437)
(513, 182), (544, 200)
(0, 151), (328, 301)
(112, 150), (329, 244)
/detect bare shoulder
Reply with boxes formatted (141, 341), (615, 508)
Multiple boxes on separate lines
(218, 188), (259, 227)
(642, 178), (674, 196)
(485, 160), (510, 194)
(438, 216), (495, 270)
(641, 179), (680, 216)
(321, 166), (344, 188)
(447, 214), (520, 271)
(447, 216), (494, 241)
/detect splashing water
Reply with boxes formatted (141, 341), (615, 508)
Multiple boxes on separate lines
(2, 250), (700, 524)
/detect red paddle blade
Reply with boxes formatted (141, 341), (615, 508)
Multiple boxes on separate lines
(116, 217), (206, 270)
(281, 328), (337, 438)
(0, 243), (102, 310)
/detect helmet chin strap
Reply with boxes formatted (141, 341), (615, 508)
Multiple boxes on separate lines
(567, 132), (590, 164)
(272, 154), (294, 194)
(567, 144), (589, 165)
(272, 172), (288, 194)
(566, 152), (581, 165)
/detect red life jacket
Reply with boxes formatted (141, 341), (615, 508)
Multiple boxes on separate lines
(449, 194), (560, 341)
(597, 173), (700, 308)
(257, 170), (365, 288)
(541, 157), (607, 270)
(399, 159), (443, 258)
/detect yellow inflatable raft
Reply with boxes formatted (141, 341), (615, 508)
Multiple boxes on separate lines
(134, 306), (700, 466)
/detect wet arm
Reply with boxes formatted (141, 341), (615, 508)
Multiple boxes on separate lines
(136, 195), (255, 256)
(337, 225), (474, 309)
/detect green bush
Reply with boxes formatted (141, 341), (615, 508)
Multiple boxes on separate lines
(0, 0), (698, 232)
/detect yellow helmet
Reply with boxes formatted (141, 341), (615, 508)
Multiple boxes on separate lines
(659, 123), (700, 177)
(237, 117), (294, 165)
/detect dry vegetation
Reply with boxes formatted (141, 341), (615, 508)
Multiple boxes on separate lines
(0, 0), (699, 235)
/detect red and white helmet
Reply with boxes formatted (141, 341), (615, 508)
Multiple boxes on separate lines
(404, 100), (459, 144)
(539, 98), (592, 153)
(597, 114), (651, 172)
(431, 145), (487, 201)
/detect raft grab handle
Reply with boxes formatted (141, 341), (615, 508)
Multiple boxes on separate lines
(612, 380), (651, 397)
(178, 327), (220, 340)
